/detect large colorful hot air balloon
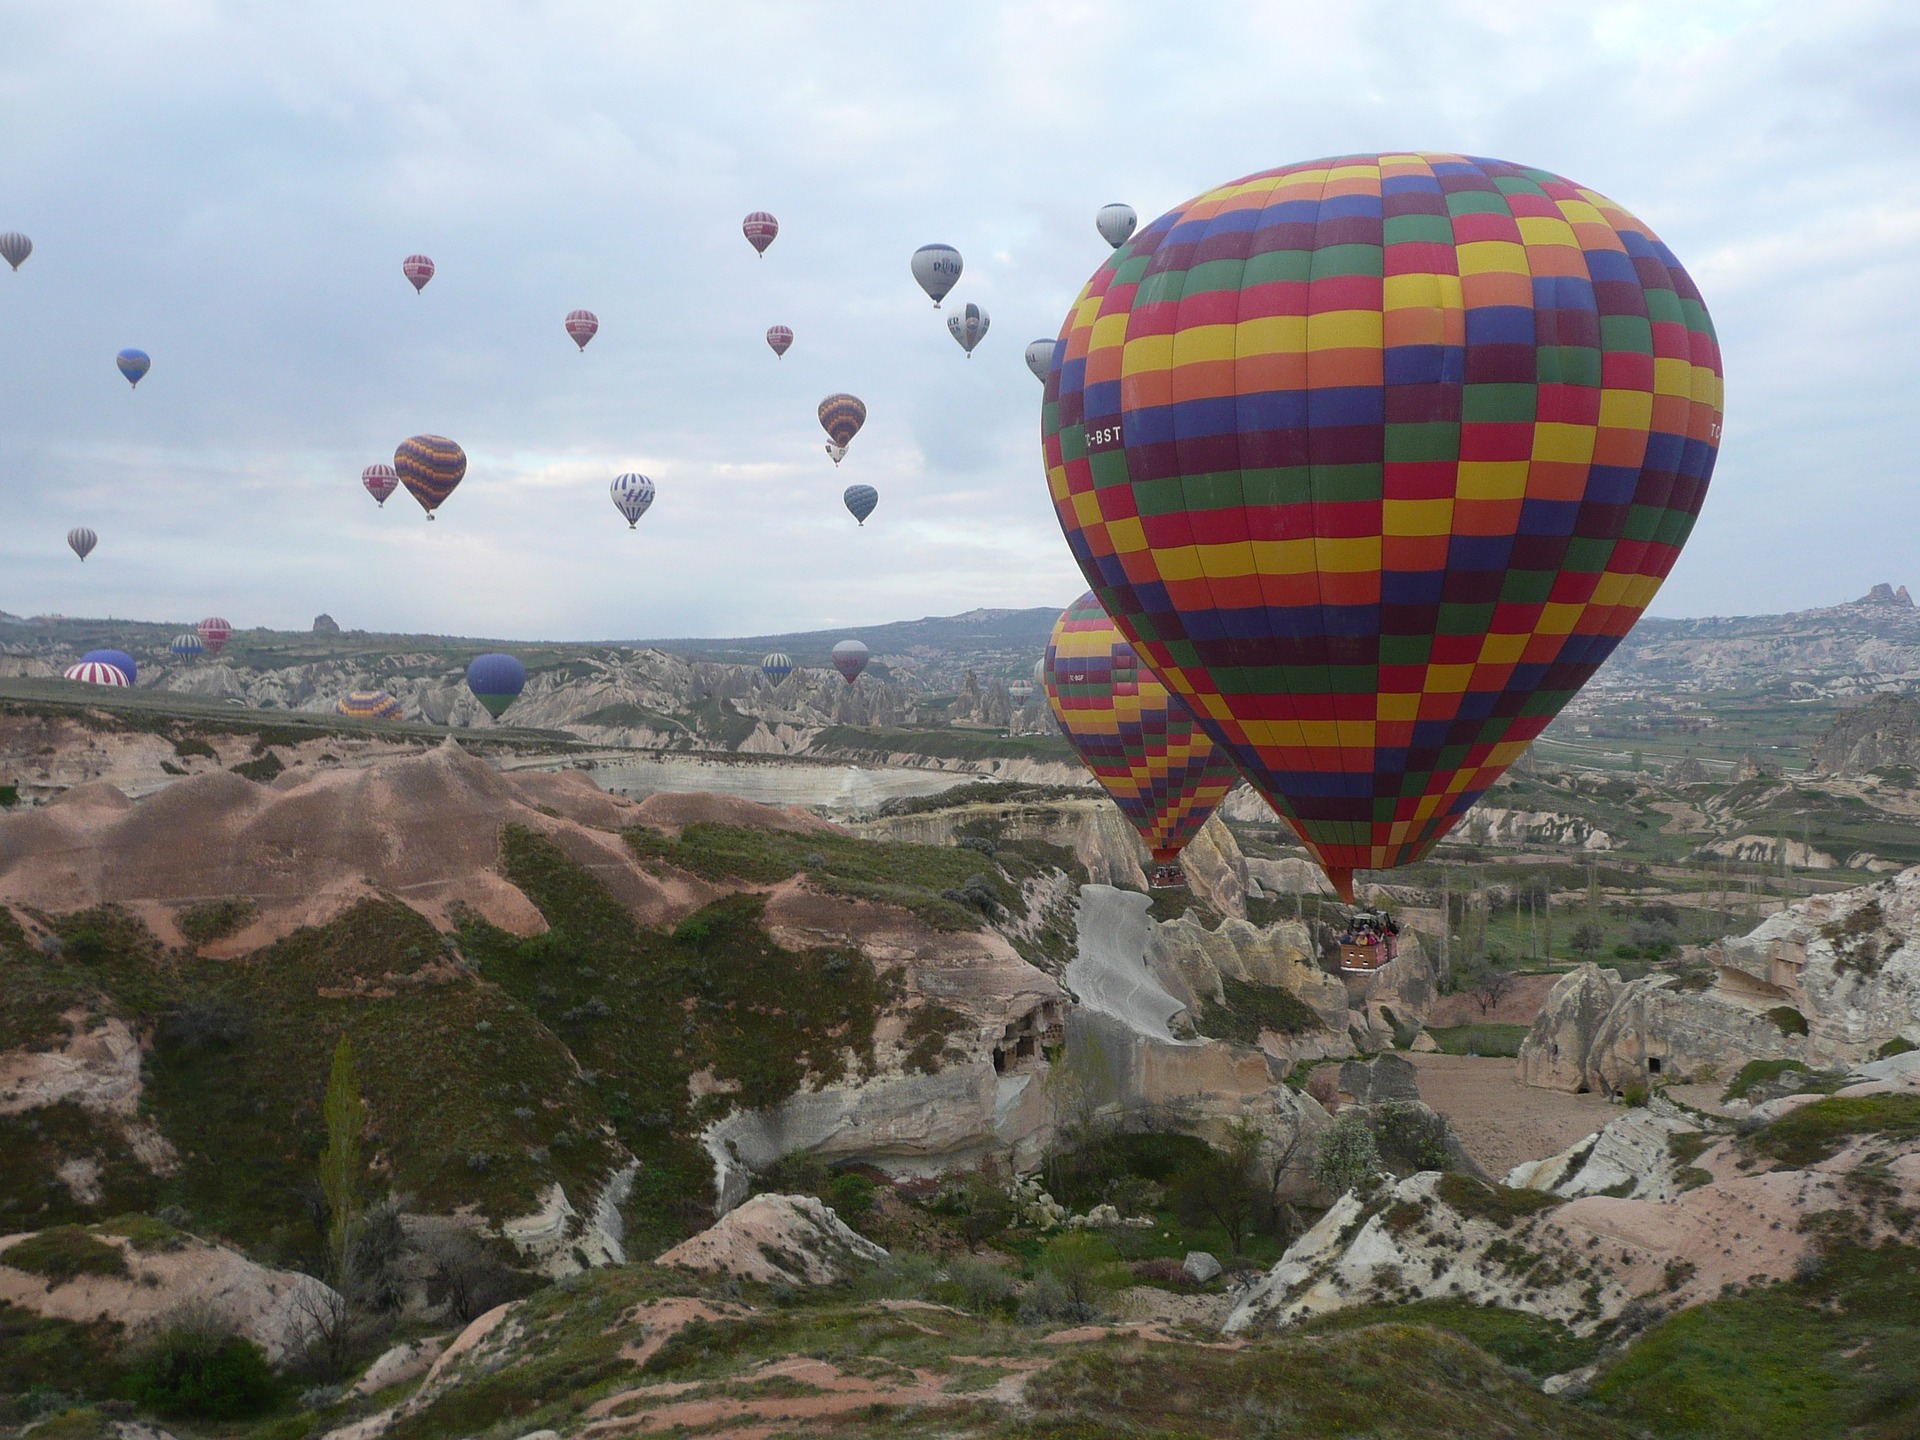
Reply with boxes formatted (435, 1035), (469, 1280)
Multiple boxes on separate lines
(610, 473), (655, 528)
(831, 639), (869, 685)
(362, 463), (399, 507)
(394, 435), (466, 519)
(843, 484), (878, 526)
(947, 302), (989, 357)
(81, 650), (137, 683)
(403, 255), (435, 292)
(565, 310), (598, 350)
(818, 394), (866, 461)
(911, 244), (962, 307)
(466, 653), (527, 719)
(1025, 340), (1055, 381)
(67, 527), (97, 562)
(766, 325), (793, 358)
(743, 212), (779, 255)
(197, 617), (232, 656)
(116, 350), (150, 388)
(170, 633), (204, 661)
(1041, 153), (1724, 900)
(0, 232), (30, 271)
(761, 652), (794, 682)
(1095, 203), (1138, 249)
(337, 690), (404, 721)
(1045, 594), (1241, 886)
(64, 661), (129, 687)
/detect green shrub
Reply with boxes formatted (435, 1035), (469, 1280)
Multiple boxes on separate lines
(1874, 1037), (1917, 1060)
(175, 899), (256, 946)
(122, 1319), (279, 1420)
(1748, 1095), (1920, 1169)
(1312, 1113), (1382, 1199)
(1425, 1023), (1529, 1058)
(1766, 1006), (1809, 1037)
(826, 1172), (876, 1222)
(230, 751), (284, 784)
(171, 737), (217, 759)
(1436, 1173), (1564, 1228)
(1203, 977), (1324, 1044)
(1, 1228), (129, 1283)
(0, 785), (18, 808)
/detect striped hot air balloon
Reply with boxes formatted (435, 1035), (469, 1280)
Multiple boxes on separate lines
(743, 212), (779, 255)
(565, 310), (598, 350)
(394, 435), (466, 519)
(1009, 679), (1034, 706)
(831, 639), (869, 685)
(64, 661), (130, 687)
(761, 652), (794, 682)
(1041, 153), (1724, 900)
(362, 463), (399, 507)
(466, 653), (527, 719)
(337, 690), (404, 721)
(0, 232), (30, 271)
(610, 473), (655, 528)
(197, 617), (232, 656)
(67, 527), (97, 562)
(766, 325), (793, 358)
(81, 650), (137, 683)
(946, 302), (989, 357)
(843, 485), (878, 526)
(402, 254), (435, 292)
(170, 633), (204, 661)
(1044, 593), (1241, 887)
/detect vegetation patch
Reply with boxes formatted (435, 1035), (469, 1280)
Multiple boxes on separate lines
(1426, 1022), (1530, 1058)
(903, 1003), (969, 1074)
(1436, 1173), (1564, 1228)
(0, 1105), (158, 1226)
(1746, 1094), (1920, 1169)
(0, 1303), (126, 1418)
(1766, 1005), (1809, 1037)
(1301, 1298), (1601, 1379)
(1821, 897), (1886, 976)
(1721, 1057), (1844, 1103)
(1201, 976), (1324, 1044)
(174, 899), (256, 946)
(0, 1226), (129, 1283)
(229, 751), (284, 783)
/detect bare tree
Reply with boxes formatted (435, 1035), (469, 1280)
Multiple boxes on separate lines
(1471, 967), (1516, 1018)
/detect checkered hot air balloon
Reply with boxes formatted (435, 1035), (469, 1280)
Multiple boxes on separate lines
(766, 325), (793, 358)
(362, 464), (399, 507)
(197, 617), (232, 656)
(64, 661), (130, 687)
(394, 435), (466, 519)
(946, 302), (989, 357)
(818, 394), (866, 460)
(1044, 593), (1242, 887)
(402, 254), (435, 292)
(610, 473), (655, 529)
(843, 485), (878, 526)
(742, 212), (779, 256)
(565, 310), (598, 351)
(831, 640), (869, 685)
(1041, 153), (1724, 901)
(337, 690), (404, 721)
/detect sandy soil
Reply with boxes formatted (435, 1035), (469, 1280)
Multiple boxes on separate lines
(1405, 1053), (1614, 1175)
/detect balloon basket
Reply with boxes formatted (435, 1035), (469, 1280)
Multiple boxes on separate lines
(1147, 863), (1186, 890)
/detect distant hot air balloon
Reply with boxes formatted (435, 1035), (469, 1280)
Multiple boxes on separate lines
(67, 527), (97, 562)
(402, 254), (435, 292)
(0, 232), (30, 271)
(818, 394), (866, 461)
(947, 302), (989, 357)
(64, 661), (129, 687)
(394, 435), (466, 519)
(81, 649), (137, 684)
(824, 443), (848, 466)
(337, 690), (404, 721)
(743, 212), (779, 255)
(1095, 203), (1137, 249)
(1044, 593), (1241, 887)
(610, 472), (655, 528)
(843, 484), (878, 526)
(565, 310), (598, 351)
(1008, 679), (1034, 706)
(362, 463), (399, 507)
(911, 243), (963, 307)
(831, 639), (869, 685)
(761, 652), (794, 682)
(766, 325), (793, 358)
(170, 633), (204, 661)
(197, 617), (232, 656)
(1043, 153), (1725, 900)
(466, 653), (527, 719)
(1024, 339), (1055, 381)
(116, 350), (150, 388)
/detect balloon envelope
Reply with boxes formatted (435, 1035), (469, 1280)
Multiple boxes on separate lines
(466, 653), (527, 719)
(910, 243), (962, 307)
(337, 690), (404, 721)
(170, 633), (204, 660)
(116, 349), (150, 387)
(81, 649), (137, 684)
(1042, 153), (1724, 899)
(831, 639), (869, 685)
(946, 302), (989, 356)
(0, 232), (30, 270)
(64, 661), (129, 687)
(610, 473), (655, 528)
(766, 325), (793, 358)
(197, 617), (232, 656)
(743, 211), (779, 255)
(761, 652), (794, 682)
(362, 463), (399, 506)
(394, 435), (466, 518)
(1009, 679), (1034, 705)
(67, 527), (97, 561)
(402, 254), (434, 292)
(1025, 339), (1055, 381)
(843, 484), (878, 526)
(824, 443), (848, 466)
(1095, 203), (1138, 249)
(817, 393), (867, 449)
(565, 310), (598, 350)
(1044, 593), (1242, 868)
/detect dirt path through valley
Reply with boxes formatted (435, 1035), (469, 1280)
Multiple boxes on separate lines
(1405, 1053), (1615, 1176)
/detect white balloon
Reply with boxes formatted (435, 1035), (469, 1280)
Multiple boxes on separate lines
(1096, 203), (1137, 249)
(946, 302), (989, 357)
(609, 472), (655, 528)
(911, 243), (963, 307)
(1025, 339), (1055, 381)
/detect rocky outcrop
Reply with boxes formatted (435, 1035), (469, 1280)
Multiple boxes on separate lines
(1694, 834), (1837, 869)
(1178, 814), (1249, 920)
(1455, 806), (1613, 851)
(1506, 1106), (1702, 1202)
(1517, 965), (1627, 1091)
(0, 1014), (144, 1117)
(657, 1194), (886, 1285)
(1812, 693), (1920, 775)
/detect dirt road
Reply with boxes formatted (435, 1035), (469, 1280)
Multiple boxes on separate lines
(1406, 1053), (1615, 1176)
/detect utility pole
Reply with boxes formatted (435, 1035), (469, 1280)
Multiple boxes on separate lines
(1439, 864), (1451, 980)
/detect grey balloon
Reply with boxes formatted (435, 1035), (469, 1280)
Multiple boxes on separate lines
(946, 302), (989, 356)
(910, 242), (963, 307)
(1096, 203), (1137, 249)
(1024, 339), (1055, 381)
(0, 232), (30, 271)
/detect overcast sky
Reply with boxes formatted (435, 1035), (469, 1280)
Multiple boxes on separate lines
(1, 1), (1915, 640)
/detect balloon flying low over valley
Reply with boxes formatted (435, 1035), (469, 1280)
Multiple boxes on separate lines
(0, 3), (1915, 644)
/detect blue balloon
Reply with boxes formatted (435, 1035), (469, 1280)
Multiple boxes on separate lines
(80, 649), (137, 683)
(761, 652), (794, 682)
(843, 484), (878, 526)
(466, 653), (527, 719)
(116, 349), (151, 388)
